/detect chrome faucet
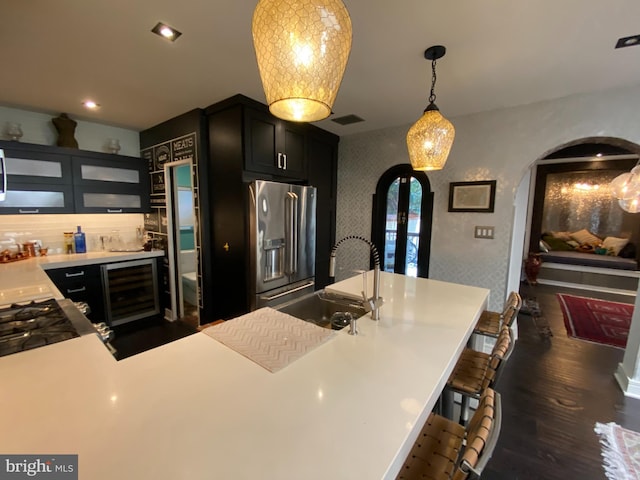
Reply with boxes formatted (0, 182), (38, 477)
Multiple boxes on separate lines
(328, 235), (384, 321)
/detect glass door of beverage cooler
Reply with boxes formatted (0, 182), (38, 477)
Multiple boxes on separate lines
(101, 259), (160, 326)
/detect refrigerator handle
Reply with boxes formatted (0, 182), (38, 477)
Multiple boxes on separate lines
(285, 191), (298, 275)
(0, 149), (6, 202)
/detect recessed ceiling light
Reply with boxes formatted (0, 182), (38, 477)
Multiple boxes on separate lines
(152, 22), (182, 42)
(615, 34), (640, 49)
(83, 100), (100, 110)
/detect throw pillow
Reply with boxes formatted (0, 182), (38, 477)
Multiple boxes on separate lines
(550, 231), (572, 241)
(542, 235), (574, 251)
(570, 229), (602, 246)
(602, 236), (629, 256)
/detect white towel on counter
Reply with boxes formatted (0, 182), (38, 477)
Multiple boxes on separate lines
(201, 307), (336, 373)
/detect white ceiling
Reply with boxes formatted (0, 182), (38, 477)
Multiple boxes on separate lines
(3, 1), (640, 137)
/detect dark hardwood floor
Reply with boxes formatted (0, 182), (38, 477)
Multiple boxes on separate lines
(110, 315), (197, 360)
(484, 282), (640, 480)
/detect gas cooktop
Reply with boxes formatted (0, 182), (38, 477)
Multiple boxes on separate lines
(0, 298), (96, 357)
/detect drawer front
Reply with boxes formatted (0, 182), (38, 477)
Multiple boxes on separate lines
(45, 265), (105, 322)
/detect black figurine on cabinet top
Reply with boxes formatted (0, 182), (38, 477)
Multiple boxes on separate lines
(52, 113), (79, 148)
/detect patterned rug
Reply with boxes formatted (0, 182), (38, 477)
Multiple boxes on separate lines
(557, 294), (634, 349)
(595, 422), (640, 480)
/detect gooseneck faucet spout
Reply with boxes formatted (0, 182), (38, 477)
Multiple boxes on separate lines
(328, 236), (383, 321)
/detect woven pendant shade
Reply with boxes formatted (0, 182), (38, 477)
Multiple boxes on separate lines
(406, 109), (455, 171)
(252, 0), (352, 122)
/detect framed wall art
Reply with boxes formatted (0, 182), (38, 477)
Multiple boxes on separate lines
(448, 180), (496, 213)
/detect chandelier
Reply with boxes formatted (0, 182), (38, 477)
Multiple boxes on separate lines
(406, 45), (455, 171)
(252, 0), (352, 123)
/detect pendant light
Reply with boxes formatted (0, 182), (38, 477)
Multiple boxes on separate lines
(406, 45), (455, 171)
(252, 0), (352, 123)
(610, 162), (640, 213)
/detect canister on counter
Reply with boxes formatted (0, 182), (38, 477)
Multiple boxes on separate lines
(64, 232), (74, 254)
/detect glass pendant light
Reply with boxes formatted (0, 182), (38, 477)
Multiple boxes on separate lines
(610, 162), (640, 212)
(406, 45), (455, 171)
(618, 196), (640, 213)
(252, 0), (352, 123)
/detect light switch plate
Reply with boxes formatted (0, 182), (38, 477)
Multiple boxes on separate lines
(474, 226), (495, 239)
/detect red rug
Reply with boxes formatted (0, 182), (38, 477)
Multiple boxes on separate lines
(557, 294), (634, 349)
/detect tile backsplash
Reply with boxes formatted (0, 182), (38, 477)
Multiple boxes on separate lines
(1, 214), (145, 255)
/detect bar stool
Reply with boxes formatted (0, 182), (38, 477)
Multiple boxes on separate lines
(473, 291), (521, 338)
(442, 326), (514, 424)
(397, 388), (502, 480)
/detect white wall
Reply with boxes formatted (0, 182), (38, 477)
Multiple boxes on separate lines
(337, 83), (640, 311)
(0, 106), (139, 156)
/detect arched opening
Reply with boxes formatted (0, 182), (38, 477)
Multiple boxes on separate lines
(528, 138), (640, 261)
(371, 164), (433, 277)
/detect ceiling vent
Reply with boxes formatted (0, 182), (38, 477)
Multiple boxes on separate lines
(331, 114), (365, 125)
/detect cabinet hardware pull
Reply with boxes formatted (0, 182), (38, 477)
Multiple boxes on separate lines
(277, 152), (283, 169)
(67, 286), (86, 293)
(18, 209), (40, 214)
(65, 271), (85, 278)
(106, 208), (123, 213)
(283, 153), (287, 170)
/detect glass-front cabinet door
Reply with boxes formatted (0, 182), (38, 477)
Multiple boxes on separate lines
(0, 149), (74, 213)
(71, 156), (150, 213)
(0, 183), (74, 214)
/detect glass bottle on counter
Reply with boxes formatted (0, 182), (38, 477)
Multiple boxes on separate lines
(74, 226), (87, 254)
(64, 232), (74, 254)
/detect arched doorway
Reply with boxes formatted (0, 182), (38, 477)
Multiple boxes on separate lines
(371, 164), (433, 277)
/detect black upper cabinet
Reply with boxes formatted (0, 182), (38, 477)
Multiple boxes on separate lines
(71, 154), (150, 213)
(0, 143), (74, 214)
(244, 105), (307, 180)
(0, 140), (150, 214)
(207, 95), (308, 182)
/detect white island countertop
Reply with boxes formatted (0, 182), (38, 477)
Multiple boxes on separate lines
(0, 272), (488, 480)
(0, 250), (164, 306)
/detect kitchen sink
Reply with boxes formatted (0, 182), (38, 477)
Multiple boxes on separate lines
(277, 290), (367, 329)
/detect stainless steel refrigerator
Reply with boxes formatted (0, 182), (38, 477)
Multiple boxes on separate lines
(248, 180), (316, 309)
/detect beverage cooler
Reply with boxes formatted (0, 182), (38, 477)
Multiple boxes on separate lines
(101, 258), (160, 326)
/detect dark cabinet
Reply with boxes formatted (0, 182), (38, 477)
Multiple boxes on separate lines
(72, 155), (149, 213)
(205, 94), (338, 319)
(0, 145), (74, 214)
(45, 257), (162, 327)
(0, 140), (150, 215)
(45, 264), (106, 323)
(307, 132), (339, 290)
(244, 108), (307, 180)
